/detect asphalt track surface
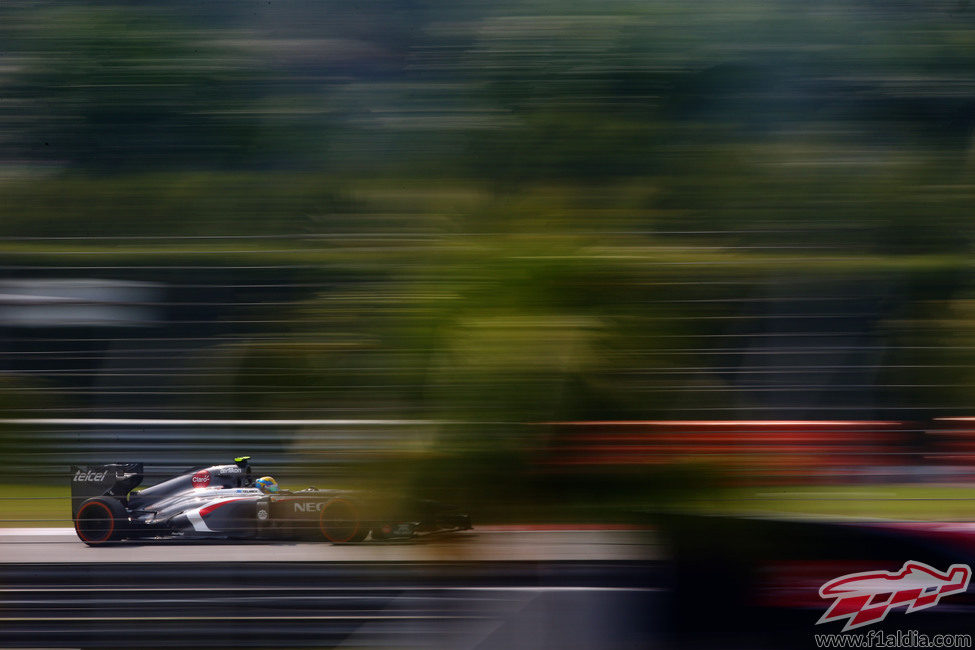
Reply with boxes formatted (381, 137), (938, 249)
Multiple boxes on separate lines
(0, 528), (665, 649)
(0, 527), (658, 562)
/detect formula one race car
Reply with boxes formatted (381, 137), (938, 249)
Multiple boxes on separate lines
(70, 457), (472, 546)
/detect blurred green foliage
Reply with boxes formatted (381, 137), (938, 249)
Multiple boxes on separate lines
(5, 1), (975, 511)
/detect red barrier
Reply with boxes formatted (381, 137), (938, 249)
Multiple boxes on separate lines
(541, 420), (915, 483)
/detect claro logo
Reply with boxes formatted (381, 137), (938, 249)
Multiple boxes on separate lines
(294, 502), (325, 512)
(191, 470), (211, 488)
(73, 469), (108, 482)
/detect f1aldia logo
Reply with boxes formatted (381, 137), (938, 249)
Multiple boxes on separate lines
(817, 561), (971, 631)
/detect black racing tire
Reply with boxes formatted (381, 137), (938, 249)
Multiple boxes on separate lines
(75, 497), (129, 546)
(370, 524), (392, 541)
(318, 498), (368, 543)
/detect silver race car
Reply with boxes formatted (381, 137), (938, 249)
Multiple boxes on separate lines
(70, 456), (472, 545)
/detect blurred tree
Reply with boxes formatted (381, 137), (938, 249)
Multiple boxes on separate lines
(1, 5), (267, 171)
(5, 0), (975, 508)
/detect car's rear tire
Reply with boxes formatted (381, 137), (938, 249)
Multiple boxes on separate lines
(75, 497), (128, 545)
(318, 498), (368, 543)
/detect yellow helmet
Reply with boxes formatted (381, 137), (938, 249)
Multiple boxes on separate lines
(255, 476), (278, 493)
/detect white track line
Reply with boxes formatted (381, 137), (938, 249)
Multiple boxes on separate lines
(2, 586), (660, 593)
(0, 528), (73, 536)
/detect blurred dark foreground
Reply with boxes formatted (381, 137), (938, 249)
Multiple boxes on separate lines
(658, 513), (975, 649)
(0, 559), (665, 650)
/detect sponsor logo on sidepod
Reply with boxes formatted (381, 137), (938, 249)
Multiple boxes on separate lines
(817, 561), (971, 631)
(73, 469), (108, 482)
(191, 470), (211, 488)
(294, 502), (325, 512)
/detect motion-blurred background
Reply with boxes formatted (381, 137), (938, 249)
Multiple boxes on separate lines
(5, 0), (975, 523)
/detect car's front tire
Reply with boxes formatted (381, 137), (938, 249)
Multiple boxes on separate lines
(75, 497), (129, 545)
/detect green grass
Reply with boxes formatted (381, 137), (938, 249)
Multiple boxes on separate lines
(681, 484), (975, 521)
(8, 483), (975, 527)
(0, 484), (72, 527)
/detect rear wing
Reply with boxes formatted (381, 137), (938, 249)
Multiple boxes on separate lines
(70, 463), (143, 517)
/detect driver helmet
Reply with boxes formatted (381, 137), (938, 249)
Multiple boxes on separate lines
(255, 476), (279, 493)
